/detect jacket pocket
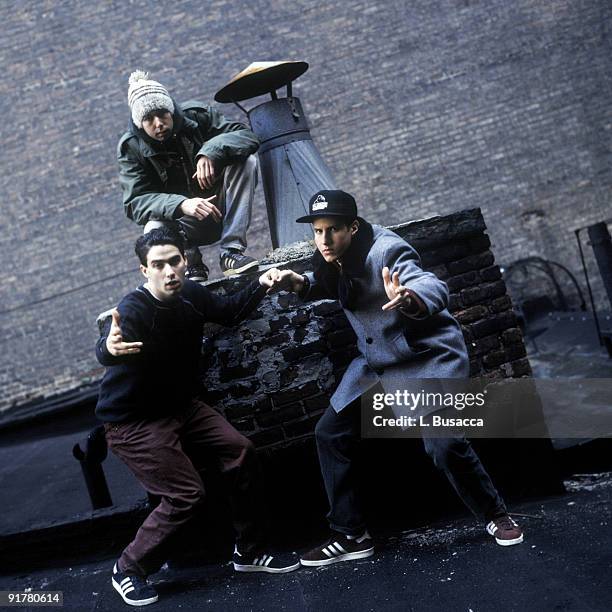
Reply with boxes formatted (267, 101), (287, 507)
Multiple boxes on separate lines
(391, 331), (431, 361)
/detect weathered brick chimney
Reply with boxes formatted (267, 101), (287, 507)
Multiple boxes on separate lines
(200, 208), (530, 450)
(94, 208), (560, 546)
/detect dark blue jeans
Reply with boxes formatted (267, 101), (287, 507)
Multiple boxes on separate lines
(315, 401), (507, 536)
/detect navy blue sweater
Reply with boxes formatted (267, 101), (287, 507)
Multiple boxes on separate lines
(95, 279), (266, 422)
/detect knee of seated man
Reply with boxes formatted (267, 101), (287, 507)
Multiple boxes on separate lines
(229, 154), (257, 179)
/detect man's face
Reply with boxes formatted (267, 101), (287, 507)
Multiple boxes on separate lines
(312, 217), (359, 263)
(142, 110), (174, 141)
(140, 244), (186, 301)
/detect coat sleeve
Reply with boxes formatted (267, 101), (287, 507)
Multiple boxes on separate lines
(297, 271), (335, 301)
(382, 240), (449, 318)
(117, 137), (184, 224)
(188, 279), (268, 327)
(194, 107), (260, 167)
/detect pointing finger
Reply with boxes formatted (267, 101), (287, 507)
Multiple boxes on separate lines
(118, 341), (143, 350)
(382, 295), (403, 311)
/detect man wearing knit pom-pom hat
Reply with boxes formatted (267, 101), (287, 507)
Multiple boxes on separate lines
(118, 70), (260, 281)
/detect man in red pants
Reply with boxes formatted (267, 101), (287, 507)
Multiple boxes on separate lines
(96, 228), (298, 607)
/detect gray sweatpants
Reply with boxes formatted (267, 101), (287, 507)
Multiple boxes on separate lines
(144, 155), (258, 261)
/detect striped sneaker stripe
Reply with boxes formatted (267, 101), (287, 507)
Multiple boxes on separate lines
(323, 542), (349, 557)
(328, 542), (343, 555)
(264, 556), (273, 567)
(112, 566), (159, 605)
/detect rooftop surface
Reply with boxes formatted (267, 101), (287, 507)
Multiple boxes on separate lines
(2, 472), (611, 611)
(1, 312), (611, 610)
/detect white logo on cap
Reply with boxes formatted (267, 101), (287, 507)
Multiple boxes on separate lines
(312, 195), (328, 211)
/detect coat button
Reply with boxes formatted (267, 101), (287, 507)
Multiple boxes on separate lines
(366, 337), (373, 344)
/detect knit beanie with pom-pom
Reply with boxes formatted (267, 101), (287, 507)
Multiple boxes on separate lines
(127, 70), (175, 128)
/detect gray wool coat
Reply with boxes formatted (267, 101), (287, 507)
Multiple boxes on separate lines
(302, 222), (470, 413)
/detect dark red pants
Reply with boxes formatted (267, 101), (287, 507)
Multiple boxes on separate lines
(104, 400), (263, 577)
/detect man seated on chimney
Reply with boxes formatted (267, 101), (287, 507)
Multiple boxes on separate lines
(118, 70), (260, 282)
(274, 189), (524, 567)
(96, 228), (299, 607)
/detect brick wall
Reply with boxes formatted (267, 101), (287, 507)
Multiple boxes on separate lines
(197, 208), (527, 450)
(1, 0), (610, 412)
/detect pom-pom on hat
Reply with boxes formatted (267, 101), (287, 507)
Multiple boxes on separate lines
(127, 70), (175, 129)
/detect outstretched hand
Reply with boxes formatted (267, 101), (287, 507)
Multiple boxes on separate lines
(105, 309), (143, 356)
(381, 267), (413, 311)
(258, 268), (302, 294)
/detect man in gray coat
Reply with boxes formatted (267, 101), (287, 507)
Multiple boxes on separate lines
(278, 190), (523, 565)
(118, 71), (260, 282)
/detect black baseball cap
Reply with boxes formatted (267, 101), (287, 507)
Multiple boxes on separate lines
(296, 189), (359, 223)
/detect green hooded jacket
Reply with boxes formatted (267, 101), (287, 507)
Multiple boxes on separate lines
(117, 100), (259, 225)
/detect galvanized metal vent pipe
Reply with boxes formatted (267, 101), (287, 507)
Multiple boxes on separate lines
(215, 61), (336, 248)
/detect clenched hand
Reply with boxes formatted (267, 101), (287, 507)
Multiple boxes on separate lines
(258, 268), (300, 294)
